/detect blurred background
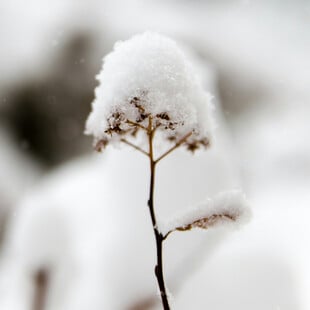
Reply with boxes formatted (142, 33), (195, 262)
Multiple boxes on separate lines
(0, 0), (309, 309)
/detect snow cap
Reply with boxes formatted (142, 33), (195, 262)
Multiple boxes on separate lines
(85, 32), (213, 151)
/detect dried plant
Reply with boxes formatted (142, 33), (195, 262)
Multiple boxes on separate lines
(96, 112), (210, 310)
(86, 32), (250, 310)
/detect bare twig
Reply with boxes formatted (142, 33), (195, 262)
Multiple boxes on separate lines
(163, 213), (236, 240)
(146, 116), (171, 310)
(120, 139), (148, 156)
(126, 120), (148, 131)
(155, 132), (192, 164)
(175, 213), (235, 232)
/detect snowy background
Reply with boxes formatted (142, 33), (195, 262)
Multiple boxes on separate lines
(0, 0), (309, 309)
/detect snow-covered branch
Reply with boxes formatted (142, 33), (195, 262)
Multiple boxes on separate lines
(159, 190), (251, 238)
(85, 32), (213, 152)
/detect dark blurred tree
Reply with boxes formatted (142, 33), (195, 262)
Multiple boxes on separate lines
(2, 32), (104, 166)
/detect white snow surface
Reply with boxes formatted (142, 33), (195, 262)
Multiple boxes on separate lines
(0, 149), (238, 309)
(0, 127), (41, 207)
(85, 32), (213, 145)
(0, 95), (239, 310)
(159, 190), (251, 236)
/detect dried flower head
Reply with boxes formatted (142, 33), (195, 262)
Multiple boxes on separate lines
(85, 32), (213, 151)
(159, 190), (251, 238)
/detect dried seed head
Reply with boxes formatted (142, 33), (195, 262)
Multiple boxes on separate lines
(175, 213), (236, 232)
(159, 190), (251, 236)
(85, 32), (213, 151)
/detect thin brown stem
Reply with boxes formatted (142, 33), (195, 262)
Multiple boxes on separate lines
(155, 132), (192, 164)
(121, 139), (148, 156)
(163, 230), (173, 241)
(126, 119), (148, 131)
(147, 116), (171, 310)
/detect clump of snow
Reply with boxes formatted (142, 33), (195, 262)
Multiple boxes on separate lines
(159, 190), (251, 236)
(85, 32), (213, 149)
(0, 196), (75, 310)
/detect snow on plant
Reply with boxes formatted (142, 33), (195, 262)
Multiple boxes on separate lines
(85, 31), (212, 152)
(86, 32), (250, 310)
(159, 190), (250, 239)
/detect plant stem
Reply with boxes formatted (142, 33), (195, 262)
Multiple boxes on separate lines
(147, 117), (170, 310)
(33, 269), (48, 310)
(155, 132), (192, 164)
(120, 139), (149, 156)
(126, 119), (148, 131)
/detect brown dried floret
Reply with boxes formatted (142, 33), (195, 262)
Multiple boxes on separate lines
(129, 96), (150, 123)
(130, 127), (139, 137)
(105, 111), (126, 135)
(130, 96), (145, 112)
(167, 136), (177, 142)
(154, 112), (183, 131)
(185, 137), (210, 153)
(156, 112), (170, 121)
(176, 213), (236, 232)
(95, 138), (109, 152)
